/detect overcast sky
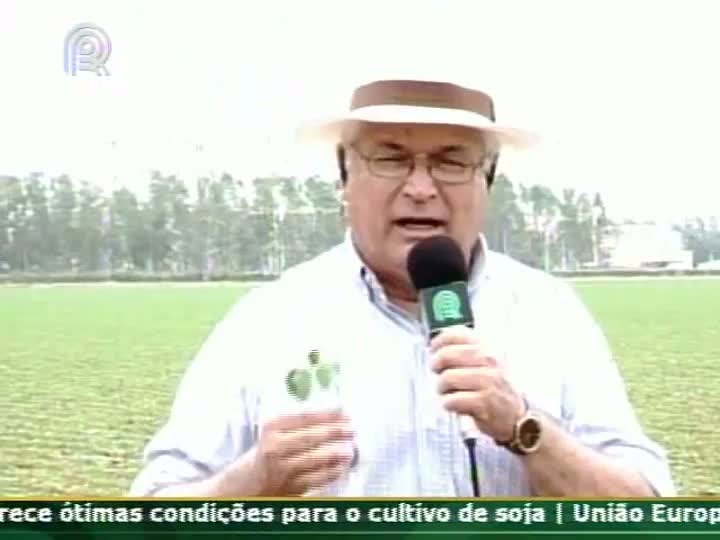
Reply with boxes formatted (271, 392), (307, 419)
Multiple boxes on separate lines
(1, 0), (718, 223)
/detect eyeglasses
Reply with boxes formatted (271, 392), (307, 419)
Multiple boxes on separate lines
(349, 145), (490, 185)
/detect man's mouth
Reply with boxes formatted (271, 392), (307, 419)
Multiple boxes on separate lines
(393, 218), (446, 231)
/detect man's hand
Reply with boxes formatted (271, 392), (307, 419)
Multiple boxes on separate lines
(240, 409), (355, 496)
(430, 325), (524, 442)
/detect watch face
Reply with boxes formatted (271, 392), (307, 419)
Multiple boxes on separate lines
(518, 416), (542, 452)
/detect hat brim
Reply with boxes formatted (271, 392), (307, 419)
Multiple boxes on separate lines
(296, 104), (540, 150)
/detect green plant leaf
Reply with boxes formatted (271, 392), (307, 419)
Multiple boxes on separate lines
(315, 363), (334, 389)
(286, 368), (311, 401)
(308, 349), (320, 366)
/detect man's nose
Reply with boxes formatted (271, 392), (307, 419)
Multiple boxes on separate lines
(402, 157), (438, 200)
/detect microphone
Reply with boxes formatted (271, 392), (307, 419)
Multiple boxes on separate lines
(407, 235), (482, 496)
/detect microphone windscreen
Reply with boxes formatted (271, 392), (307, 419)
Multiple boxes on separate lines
(406, 235), (468, 290)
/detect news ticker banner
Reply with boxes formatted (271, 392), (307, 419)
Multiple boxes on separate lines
(1, 499), (720, 538)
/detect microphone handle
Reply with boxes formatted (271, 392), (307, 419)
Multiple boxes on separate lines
(429, 327), (480, 441)
(459, 414), (481, 441)
(428, 323), (482, 496)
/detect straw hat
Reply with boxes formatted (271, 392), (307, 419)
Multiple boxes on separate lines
(296, 78), (539, 150)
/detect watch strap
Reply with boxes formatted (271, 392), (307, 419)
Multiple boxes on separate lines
(495, 395), (535, 455)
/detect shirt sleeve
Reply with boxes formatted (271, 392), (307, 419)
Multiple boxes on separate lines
(128, 290), (263, 496)
(553, 281), (676, 497)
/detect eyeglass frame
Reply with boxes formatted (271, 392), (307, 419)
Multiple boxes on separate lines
(345, 143), (497, 186)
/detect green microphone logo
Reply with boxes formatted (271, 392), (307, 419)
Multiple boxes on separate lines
(432, 289), (463, 322)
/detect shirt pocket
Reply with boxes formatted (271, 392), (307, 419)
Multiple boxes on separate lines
(478, 289), (566, 425)
(335, 335), (419, 470)
(504, 345), (566, 424)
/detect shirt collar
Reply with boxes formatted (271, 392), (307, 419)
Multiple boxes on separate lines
(342, 229), (490, 303)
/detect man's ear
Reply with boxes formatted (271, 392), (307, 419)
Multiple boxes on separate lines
(338, 188), (349, 219)
(486, 154), (499, 189)
(336, 145), (348, 185)
(334, 177), (348, 217)
(334, 179), (345, 201)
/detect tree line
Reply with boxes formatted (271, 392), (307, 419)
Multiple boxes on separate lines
(0, 171), (717, 277)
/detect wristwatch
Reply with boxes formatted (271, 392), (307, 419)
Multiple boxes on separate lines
(496, 397), (543, 455)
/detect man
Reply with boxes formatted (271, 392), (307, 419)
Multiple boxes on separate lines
(130, 79), (675, 497)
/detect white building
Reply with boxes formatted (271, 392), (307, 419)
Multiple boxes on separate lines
(698, 259), (720, 270)
(602, 223), (693, 269)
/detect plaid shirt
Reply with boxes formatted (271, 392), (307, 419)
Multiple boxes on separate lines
(130, 233), (675, 497)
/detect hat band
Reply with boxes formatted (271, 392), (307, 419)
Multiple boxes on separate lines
(350, 79), (494, 121)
